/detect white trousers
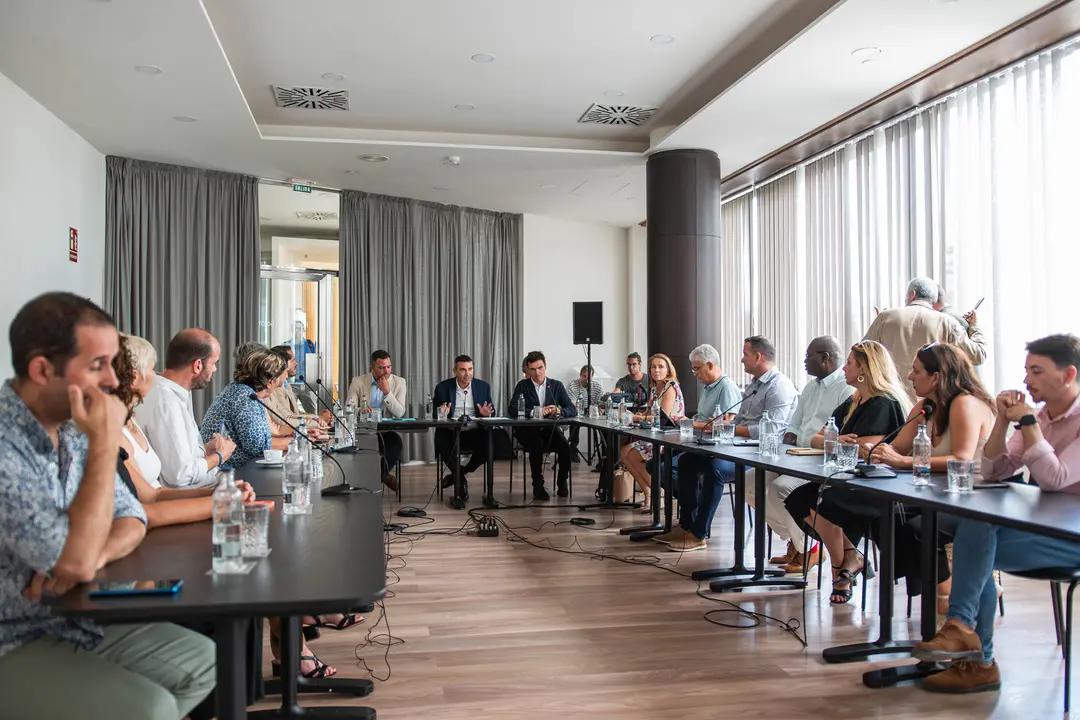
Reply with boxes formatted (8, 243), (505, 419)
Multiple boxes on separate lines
(744, 472), (809, 552)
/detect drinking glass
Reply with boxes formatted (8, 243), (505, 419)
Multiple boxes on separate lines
(588, 405), (600, 419)
(717, 423), (735, 445)
(370, 408), (382, 423)
(242, 505), (270, 557)
(759, 432), (780, 459)
(437, 404), (450, 421)
(947, 459), (975, 493)
(835, 442), (859, 472)
(679, 417), (694, 439)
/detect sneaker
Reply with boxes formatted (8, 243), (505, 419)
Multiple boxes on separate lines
(912, 622), (983, 663)
(770, 541), (797, 565)
(780, 544), (822, 574)
(922, 661), (1001, 694)
(532, 485), (551, 501)
(653, 526), (686, 544)
(668, 534), (707, 553)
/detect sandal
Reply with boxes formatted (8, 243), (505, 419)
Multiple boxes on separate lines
(308, 613), (364, 631)
(639, 495), (652, 514)
(271, 654), (338, 679)
(831, 567), (856, 605)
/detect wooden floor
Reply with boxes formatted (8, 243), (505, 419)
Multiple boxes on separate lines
(253, 461), (1071, 719)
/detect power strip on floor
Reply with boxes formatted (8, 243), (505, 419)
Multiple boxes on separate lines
(476, 516), (500, 537)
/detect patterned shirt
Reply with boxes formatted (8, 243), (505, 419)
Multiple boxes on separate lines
(567, 379), (603, 410)
(0, 380), (147, 657)
(199, 381), (272, 469)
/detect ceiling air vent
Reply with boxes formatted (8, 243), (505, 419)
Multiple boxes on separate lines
(273, 86), (350, 111)
(577, 103), (656, 126)
(296, 211), (339, 222)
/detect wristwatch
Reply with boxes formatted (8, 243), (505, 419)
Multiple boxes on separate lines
(1014, 414), (1038, 430)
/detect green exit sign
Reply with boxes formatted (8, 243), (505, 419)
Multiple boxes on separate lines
(292, 184), (312, 193)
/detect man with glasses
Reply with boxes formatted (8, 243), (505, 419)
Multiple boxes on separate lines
(612, 353), (647, 406)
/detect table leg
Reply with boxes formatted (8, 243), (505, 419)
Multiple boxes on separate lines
(708, 466), (804, 592)
(691, 464), (751, 581)
(251, 617), (375, 719)
(620, 439), (664, 536)
(450, 424), (465, 510)
(215, 618), (249, 720)
(630, 448), (667, 541)
(482, 426), (498, 508)
(578, 426), (639, 511)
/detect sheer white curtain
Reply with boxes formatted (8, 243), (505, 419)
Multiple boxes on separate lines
(753, 172), (803, 385)
(719, 194), (752, 383)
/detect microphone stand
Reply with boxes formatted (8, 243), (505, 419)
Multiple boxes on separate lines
(312, 379), (358, 452)
(852, 401), (936, 479)
(251, 393), (354, 493)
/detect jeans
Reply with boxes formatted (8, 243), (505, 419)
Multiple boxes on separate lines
(676, 454), (735, 539)
(949, 518), (1080, 662)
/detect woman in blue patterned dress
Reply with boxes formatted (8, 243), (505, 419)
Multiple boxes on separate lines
(618, 353), (686, 512)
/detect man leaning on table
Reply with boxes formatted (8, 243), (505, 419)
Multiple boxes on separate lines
(914, 333), (1080, 694)
(341, 349), (406, 492)
(0, 292), (215, 719)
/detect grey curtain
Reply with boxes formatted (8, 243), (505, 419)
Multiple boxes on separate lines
(340, 191), (522, 461)
(104, 156), (260, 420)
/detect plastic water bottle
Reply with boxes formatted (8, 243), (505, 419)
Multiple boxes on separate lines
(283, 440), (310, 514)
(345, 399), (356, 436)
(296, 419), (311, 468)
(617, 399), (627, 427)
(605, 396), (615, 426)
(912, 424), (933, 486)
(211, 470), (243, 572)
(517, 394), (525, 419)
(823, 417), (839, 469)
(424, 392), (434, 420)
(650, 399), (661, 430)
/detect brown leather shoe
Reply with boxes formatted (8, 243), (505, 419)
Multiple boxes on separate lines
(770, 541), (797, 565)
(383, 472), (398, 493)
(653, 526), (686, 545)
(780, 544), (821, 574)
(913, 621), (983, 662)
(922, 661), (1000, 694)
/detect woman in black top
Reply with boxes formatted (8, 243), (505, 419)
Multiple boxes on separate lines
(784, 341), (909, 604)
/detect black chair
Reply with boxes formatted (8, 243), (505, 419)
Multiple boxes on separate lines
(1007, 567), (1080, 713)
(508, 428), (572, 501)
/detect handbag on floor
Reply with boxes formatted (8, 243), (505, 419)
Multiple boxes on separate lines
(613, 469), (634, 504)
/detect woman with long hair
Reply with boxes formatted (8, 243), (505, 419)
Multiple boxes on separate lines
(618, 353), (685, 512)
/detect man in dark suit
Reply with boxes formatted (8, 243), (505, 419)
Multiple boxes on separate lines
(509, 350), (577, 500)
(433, 355), (495, 502)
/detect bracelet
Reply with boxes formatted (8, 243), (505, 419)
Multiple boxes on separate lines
(213, 451), (224, 467)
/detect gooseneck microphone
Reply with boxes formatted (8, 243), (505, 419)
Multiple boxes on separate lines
(852, 399), (937, 478)
(312, 379), (354, 441)
(250, 392), (348, 486)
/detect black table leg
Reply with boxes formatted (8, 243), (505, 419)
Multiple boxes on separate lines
(621, 439), (664, 537)
(861, 506), (945, 687)
(215, 617), (249, 720)
(450, 424), (465, 510)
(482, 426), (498, 508)
(578, 426), (639, 511)
(691, 464), (752, 581)
(252, 617), (375, 719)
(630, 447), (667, 541)
(709, 467), (804, 592)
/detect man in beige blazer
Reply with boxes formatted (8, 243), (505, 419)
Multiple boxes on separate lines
(344, 350), (406, 490)
(864, 276), (987, 403)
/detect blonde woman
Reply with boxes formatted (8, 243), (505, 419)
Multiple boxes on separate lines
(618, 353), (685, 512)
(783, 340), (911, 604)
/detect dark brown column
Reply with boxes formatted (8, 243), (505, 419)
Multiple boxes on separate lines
(645, 148), (722, 414)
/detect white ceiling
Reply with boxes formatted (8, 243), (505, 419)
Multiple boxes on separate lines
(0, 0), (1058, 230)
(259, 184), (340, 233)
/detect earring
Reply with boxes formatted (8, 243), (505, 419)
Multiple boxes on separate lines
(857, 375), (865, 383)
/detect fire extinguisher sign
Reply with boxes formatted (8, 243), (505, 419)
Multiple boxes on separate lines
(69, 228), (78, 263)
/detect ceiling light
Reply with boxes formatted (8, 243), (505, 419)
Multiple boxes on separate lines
(851, 47), (882, 63)
(134, 65), (163, 75)
(650, 34), (675, 45)
(172, 115), (197, 123)
(454, 103), (476, 111)
(357, 154), (389, 162)
(344, 169), (358, 174)
(321, 72), (346, 82)
(604, 90), (624, 98)
(433, 185), (449, 191)
(540, 184), (557, 189)
(471, 53), (495, 63)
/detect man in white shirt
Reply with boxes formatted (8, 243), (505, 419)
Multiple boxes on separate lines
(136, 329), (236, 489)
(748, 336), (854, 572)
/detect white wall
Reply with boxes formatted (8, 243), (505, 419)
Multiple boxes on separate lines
(521, 214), (631, 390)
(0, 70), (105, 373)
(627, 225), (648, 354)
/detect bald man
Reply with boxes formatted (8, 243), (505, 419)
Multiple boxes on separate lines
(136, 329), (237, 489)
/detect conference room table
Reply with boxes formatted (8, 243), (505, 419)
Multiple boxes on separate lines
(54, 453), (387, 720)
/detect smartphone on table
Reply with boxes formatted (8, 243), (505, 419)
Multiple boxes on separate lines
(88, 579), (184, 597)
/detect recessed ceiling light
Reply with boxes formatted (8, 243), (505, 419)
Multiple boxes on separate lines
(173, 115), (197, 123)
(454, 103), (476, 111)
(851, 47), (882, 63)
(134, 65), (163, 75)
(540, 184), (557, 189)
(357, 154), (389, 163)
(344, 169), (358, 175)
(321, 72), (346, 82)
(471, 53), (495, 63)
(604, 90), (624, 98)
(433, 185), (450, 191)
(650, 34), (675, 45)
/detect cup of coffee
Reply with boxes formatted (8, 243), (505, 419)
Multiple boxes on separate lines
(263, 449), (283, 462)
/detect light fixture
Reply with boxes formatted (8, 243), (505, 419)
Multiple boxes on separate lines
(357, 154), (389, 162)
(650, 34), (675, 45)
(173, 115), (197, 123)
(321, 72), (346, 82)
(540, 184), (557, 189)
(344, 169), (358, 175)
(134, 65), (162, 75)
(471, 53), (495, 63)
(603, 90), (624, 98)
(851, 47), (882, 63)
(454, 103), (476, 111)
(433, 185), (449, 191)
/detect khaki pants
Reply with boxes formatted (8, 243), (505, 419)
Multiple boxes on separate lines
(744, 471), (809, 552)
(0, 623), (216, 720)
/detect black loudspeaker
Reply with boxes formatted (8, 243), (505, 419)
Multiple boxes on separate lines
(573, 302), (603, 345)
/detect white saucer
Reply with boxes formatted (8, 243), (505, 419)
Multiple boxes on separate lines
(255, 458), (283, 467)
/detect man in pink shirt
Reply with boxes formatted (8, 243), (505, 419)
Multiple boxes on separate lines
(913, 334), (1080, 694)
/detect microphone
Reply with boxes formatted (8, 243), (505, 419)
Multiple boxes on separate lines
(852, 399), (937, 478)
(313, 379), (353, 441)
(250, 392), (349, 487)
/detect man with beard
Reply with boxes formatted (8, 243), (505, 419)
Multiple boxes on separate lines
(137, 329), (237, 489)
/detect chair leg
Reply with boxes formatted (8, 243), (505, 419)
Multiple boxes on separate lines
(907, 594), (913, 619)
(861, 536), (870, 612)
(1065, 581), (1078, 714)
(1053, 582), (1065, 651)
(767, 526), (773, 562)
(396, 460), (402, 502)
(817, 539), (824, 590)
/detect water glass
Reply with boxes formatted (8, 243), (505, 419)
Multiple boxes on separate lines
(283, 476), (312, 515)
(759, 432), (780, 459)
(834, 442), (859, 472)
(437, 404), (450, 421)
(588, 405), (600, 419)
(370, 407), (382, 423)
(679, 417), (694, 439)
(717, 423), (735, 445)
(947, 459), (975, 493)
(242, 505), (270, 557)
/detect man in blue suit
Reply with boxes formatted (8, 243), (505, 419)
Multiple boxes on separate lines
(433, 355), (495, 501)
(509, 350), (577, 500)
